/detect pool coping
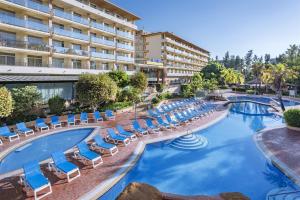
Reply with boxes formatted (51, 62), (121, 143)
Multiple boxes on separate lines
(254, 125), (300, 187)
(78, 107), (230, 200)
(0, 126), (101, 180)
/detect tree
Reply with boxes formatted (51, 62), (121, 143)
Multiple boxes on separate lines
(203, 78), (219, 91)
(251, 62), (265, 94)
(189, 73), (204, 93)
(0, 87), (13, 118)
(244, 50), (253, 79)
(221, 68), (245, 88)
(264, 54), (271, 64)
(202, 61), (224, 85)
(108, 70), (129, 88)
(48, 95), (65, 115)
(262, 63), (297, 111)
(76, 74), (118, 110)
(11, 86), (42, 121)
(130, 72), (148, 92)
(223, 51), (230, 68)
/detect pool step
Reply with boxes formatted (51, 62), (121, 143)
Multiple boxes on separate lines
(266, 187), (300, 200)
(169, 133), (208, 150)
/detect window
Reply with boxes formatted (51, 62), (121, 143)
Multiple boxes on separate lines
(52, 58), (64, 68)
(0, 31), (16, 41)
(90, 3), (97, 9)
(102, 63), (109, 70)
(0, 9), (15, 17)
(73, 12), (81, 17)
(90, 18), (96, 22)
(28, 55), (42, 67)
(0, 52), (15, 65)
(53, 6), (64, 11)
(72, 59), (81, 69)
(28, 16), (43, 24)
(90, 47), (96, 52)
(90, 61), (96, 69)
(72, 44), (81, 50)
(28, 36), (43, 45)
(53, 23), (64, 29)
(90, 32), (96, 37)
(53, 40), (64, 47)
(73, 27), (82, 34)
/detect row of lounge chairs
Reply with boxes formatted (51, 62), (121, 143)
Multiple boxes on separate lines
(18, 98), (216, 199)
(0, 110), (116, 144)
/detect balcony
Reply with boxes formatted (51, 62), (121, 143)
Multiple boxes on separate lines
(0, 38), (50, 51)
(116, 30), (134, 40)
(91, 21), (115, 34)
(0, 55), (48, 67)
(0, 13), (49, 32)
(91, 52), (115, 60)
(117, 43), (134, 51)
(117, 56), (134, 62)
(7, 0), (49, 13)
(53, 9), (89, 26)
(91, 36), (115, 47)
(53, 27), (89, 41)
(53, 46), (89, 56)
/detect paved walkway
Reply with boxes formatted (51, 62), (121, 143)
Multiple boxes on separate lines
(0, 102), (228, 200)
(256, 127), (300, 185)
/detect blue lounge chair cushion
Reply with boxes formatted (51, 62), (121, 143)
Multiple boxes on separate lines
(94, 136), (115, 149)
(23, 161), (49, 190)
(94, 111), (103, 120)
(16, 123), (33, 132)
(80, 151), (100, 161)
(116, 125), (133, 137)
(105, 110), (114, 117)
(36, 119), (48, 128)
(0, 126), (17, 137)
(26, 174), (49, 190)
(108, 129), (127, 141)
(51, 116), (60, 124)
(56, 162), (78, 173)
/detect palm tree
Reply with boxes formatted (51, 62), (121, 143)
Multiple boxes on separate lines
(262, 63), (297, 111)
(221, 68), (245, 95)
(252, 62), (264, 94)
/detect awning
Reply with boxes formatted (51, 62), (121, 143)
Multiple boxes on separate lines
(0, 75), (79, 83)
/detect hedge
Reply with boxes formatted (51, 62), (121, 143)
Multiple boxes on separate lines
(284, 109), (300, 128)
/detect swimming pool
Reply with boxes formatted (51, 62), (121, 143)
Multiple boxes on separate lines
(0, 128), (94, 174)
(228, 95), (300, 106)
(100, 102), (299, 200)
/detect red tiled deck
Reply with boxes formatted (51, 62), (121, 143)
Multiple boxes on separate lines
(257, 127), (300, 185)
(0, 104), (227, 200)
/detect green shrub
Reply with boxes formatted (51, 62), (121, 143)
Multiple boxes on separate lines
(235, 87), (247, 92)
(0, 86), (13, 118)
(130, 72), (148, 92)
(48, 96), (65, 115)
(151, 97), (160, 105)
(156, 83), (165, 93)
(246, 89), (255, 94)
(284, 109), (300, 127)
(11, 86), (42, 121)
(100, 101), (132, 112)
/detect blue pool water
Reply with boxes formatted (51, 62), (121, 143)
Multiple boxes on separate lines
(0, 128), (94, 174)
(228, 95), (300, 106)
(100, 102), (299, 200)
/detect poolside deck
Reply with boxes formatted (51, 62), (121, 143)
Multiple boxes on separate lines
(0, 102), (228, 200)
(256, 127), (300, 186)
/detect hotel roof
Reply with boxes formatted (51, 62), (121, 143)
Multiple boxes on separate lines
(92, 0), (140, 21)
(145, 32), (210, 54)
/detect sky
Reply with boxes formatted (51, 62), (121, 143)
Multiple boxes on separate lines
(111, 0), (300, 59)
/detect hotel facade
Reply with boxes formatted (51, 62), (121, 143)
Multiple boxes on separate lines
(136, 31), (210, 85)
(0, 0), (139, 100)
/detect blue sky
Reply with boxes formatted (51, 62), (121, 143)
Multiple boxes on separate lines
(111, 0), (300, 58)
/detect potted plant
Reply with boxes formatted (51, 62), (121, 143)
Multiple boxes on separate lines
(283, 109), (300, 131)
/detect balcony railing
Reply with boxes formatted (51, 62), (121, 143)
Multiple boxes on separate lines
(0, 55), (48, 67)
(91, 21), (115, 34)
(117, 43), (134, 51)
(117, 56), (134, 62)
(0, 38), (50, 51)
(91, 52), (115, 60)
(117, 30), (134, 39)
(53, 9), (89, 26)
(0, 13), (49, 32)
(53, 46), (89, 56)
(7, 0), (49, 13)
(53, 27), (89, 41)
(91, 36), (115, 47)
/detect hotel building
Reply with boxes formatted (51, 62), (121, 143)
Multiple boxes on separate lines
(136, 31), (210, 85)
(0, 0), (139, 100)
